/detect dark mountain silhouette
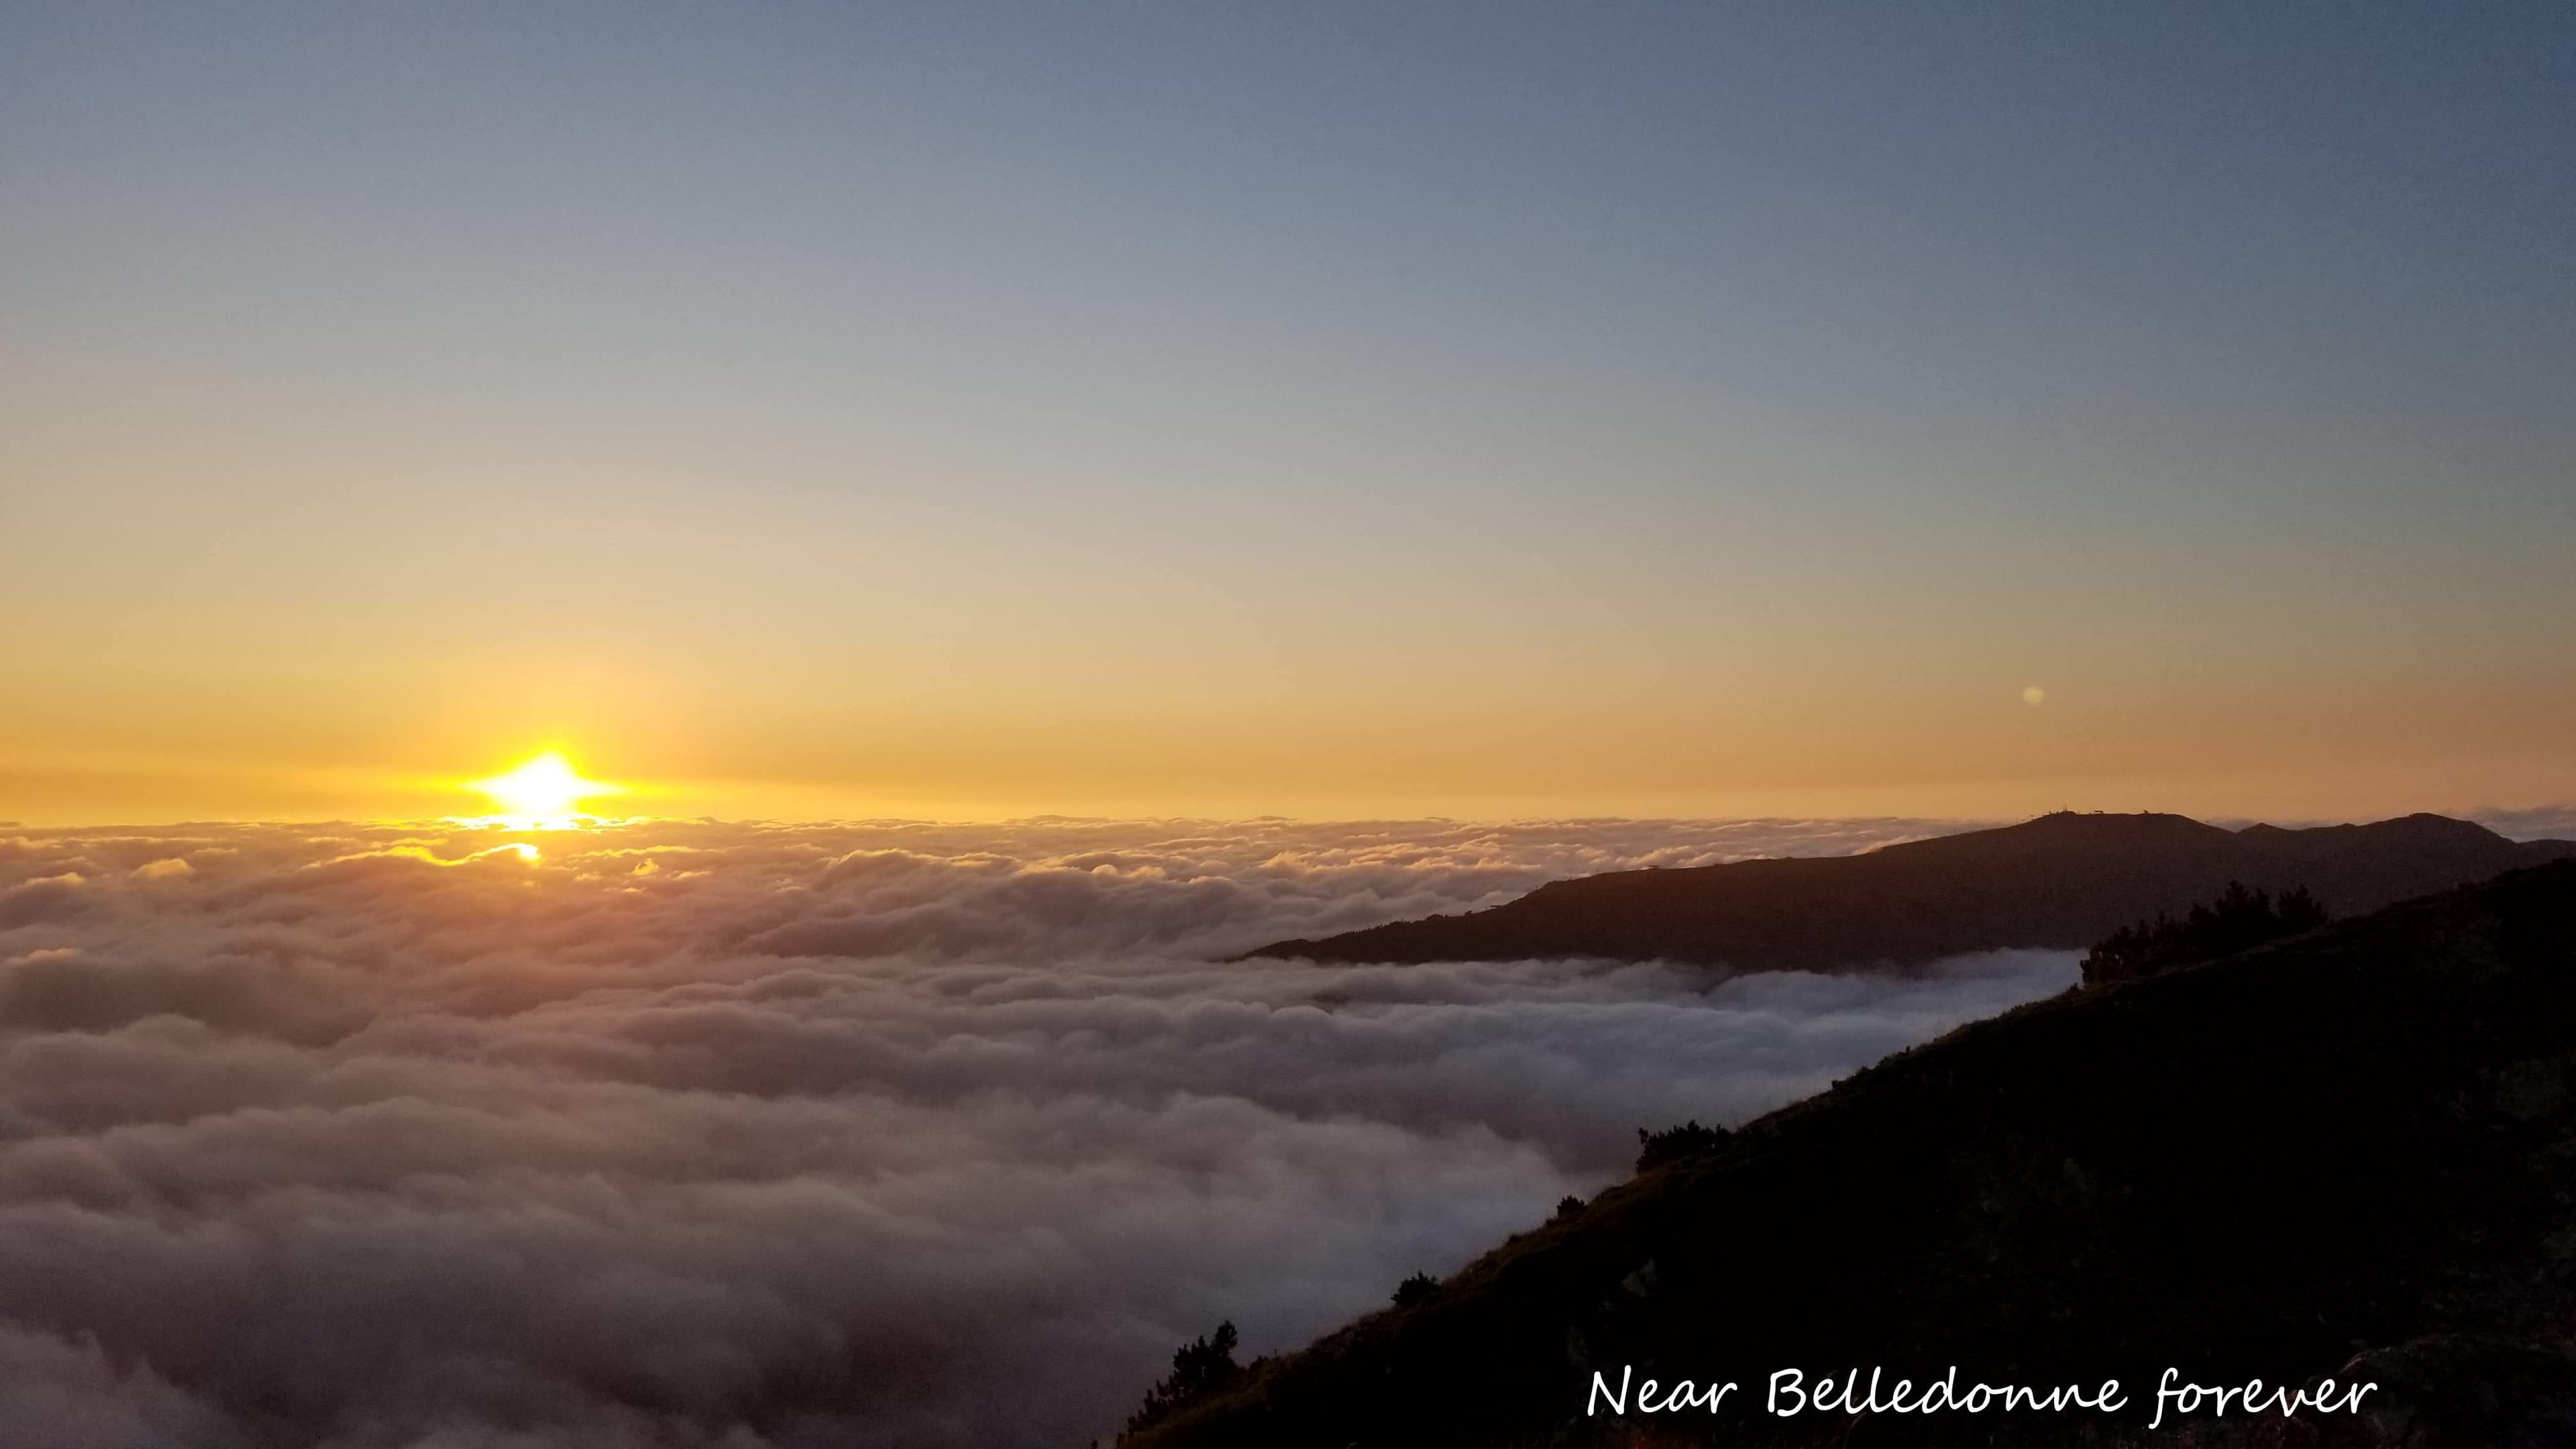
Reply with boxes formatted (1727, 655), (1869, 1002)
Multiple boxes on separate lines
(1130, 861), (2576, 1448)
(1241, 811), (2576, 970)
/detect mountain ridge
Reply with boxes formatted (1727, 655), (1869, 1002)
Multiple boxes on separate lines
(1238, 810), (2576, 970)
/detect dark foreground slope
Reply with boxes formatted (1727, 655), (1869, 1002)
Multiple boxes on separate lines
(1243, 811), (2576, 969)
(1140, 861), (2576, 1448)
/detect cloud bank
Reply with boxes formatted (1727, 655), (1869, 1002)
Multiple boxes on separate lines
(0, 816), (2073, 1447)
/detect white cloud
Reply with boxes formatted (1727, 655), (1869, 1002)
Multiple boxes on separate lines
(2474, 804), (2576, 842)
(0, 816), (2065, 1446)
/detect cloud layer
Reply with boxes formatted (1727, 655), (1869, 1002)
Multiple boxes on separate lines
(0, 816), (2073, 1447)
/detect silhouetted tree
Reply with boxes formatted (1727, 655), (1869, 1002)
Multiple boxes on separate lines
(1391, 1272), (1439, 1307)
(1553, 1194), (1585, 1221)
(2275, 883), (2329, 932)
(1124, 1321), (1244, 1434)
(2083, 881), (2330, 987)
(1635, 1119), (1732, 1172)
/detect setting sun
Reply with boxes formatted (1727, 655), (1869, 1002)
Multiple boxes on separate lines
(463, 752), (623, 826)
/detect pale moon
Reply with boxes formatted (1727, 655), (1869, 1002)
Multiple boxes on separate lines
(2022, 686), (2047, 706)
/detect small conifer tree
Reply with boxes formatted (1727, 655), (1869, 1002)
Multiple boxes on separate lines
(1124, 1321), (1244, 1434)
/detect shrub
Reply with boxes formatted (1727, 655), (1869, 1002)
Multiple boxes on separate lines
(1123, 1320), (1244, 1434)
(1391, 1272), (1439, 1307)
(2083, 882), (2329, 988)
(1635, 1119), (1732, 1172)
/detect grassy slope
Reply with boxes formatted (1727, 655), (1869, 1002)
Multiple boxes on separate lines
(1131, 861), (2576, 1448)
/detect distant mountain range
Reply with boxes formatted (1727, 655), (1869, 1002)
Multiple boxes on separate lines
(1240, 811), (2576, 969)
(1138, 860), (2576, 1448)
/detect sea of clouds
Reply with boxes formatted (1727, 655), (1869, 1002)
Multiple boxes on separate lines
(0, 815), (2080, 1448)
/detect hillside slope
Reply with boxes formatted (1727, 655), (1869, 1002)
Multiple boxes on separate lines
(1242, 811), (2576, 969)
(1143, 860), (2576, 1448)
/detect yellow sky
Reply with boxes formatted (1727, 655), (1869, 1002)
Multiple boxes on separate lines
(7, 663), (2570, 827)
(7, 428), (2569, 826)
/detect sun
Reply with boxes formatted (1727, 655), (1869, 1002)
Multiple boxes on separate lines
(464, 751), (623, 826)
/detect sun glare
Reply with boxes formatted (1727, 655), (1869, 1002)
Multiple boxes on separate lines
(464, 752), (623, 827)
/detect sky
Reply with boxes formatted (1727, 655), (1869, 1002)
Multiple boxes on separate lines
(4, 1), (2572, 825)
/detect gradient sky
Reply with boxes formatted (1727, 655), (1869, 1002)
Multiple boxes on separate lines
(5, 1), (2571, 825)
